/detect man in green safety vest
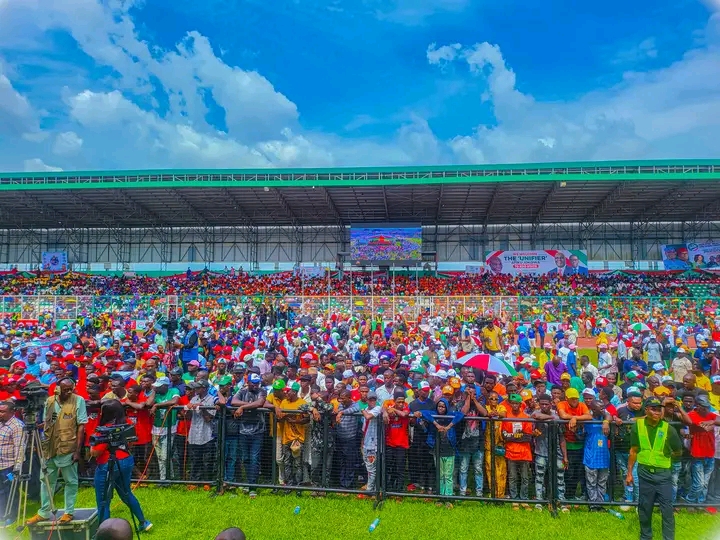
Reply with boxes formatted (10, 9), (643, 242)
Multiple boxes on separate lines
(626, 396), (683, 540)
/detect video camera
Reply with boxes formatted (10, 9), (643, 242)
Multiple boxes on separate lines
(89, 424), (137, 449)
(16, 381), (48, 414)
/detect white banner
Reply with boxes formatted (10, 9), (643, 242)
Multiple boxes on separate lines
(485, 250), (588, 276)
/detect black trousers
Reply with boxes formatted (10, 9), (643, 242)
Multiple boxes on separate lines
(408, 440), (435, 489)
(638, 473), (674, 540)
(566, 448), (586, 499)
(188, 441), (216, 482)
(386, 447), (407, 492)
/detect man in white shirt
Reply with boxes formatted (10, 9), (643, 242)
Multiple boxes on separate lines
(670, 348), (693, 383)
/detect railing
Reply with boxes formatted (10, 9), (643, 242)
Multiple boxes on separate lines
(75, 407), (719, 511)
(1, 295), (718, 323)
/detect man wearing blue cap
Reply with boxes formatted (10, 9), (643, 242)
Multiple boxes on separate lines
(231, 373), (267, 496)
(626, 396), (683, 540)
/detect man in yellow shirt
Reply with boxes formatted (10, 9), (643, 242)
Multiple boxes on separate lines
(692, 362), (712, 392)
(481, 322), (503, 354)
(276, 382), (309, 492)
(709, 376), (720, 410)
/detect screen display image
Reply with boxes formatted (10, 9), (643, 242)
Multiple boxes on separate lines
(350, 226), (422, 262)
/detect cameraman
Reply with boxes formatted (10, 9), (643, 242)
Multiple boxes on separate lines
(89, 399), (152, 531)
(27, 377), (86, 526)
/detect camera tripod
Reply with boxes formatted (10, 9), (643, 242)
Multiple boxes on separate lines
(98, 447), (142, 540)
(4, 411), (65, 538)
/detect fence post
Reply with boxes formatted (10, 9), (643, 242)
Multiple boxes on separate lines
(549, 420), (559, 517)
(271, 413), (278, 488)
(166, 410), (173, 482)
(375, 415), (385, 508)
(321, 412), (329, 488)
(217, 405), (226, 492)
(489, 418), (497, 500)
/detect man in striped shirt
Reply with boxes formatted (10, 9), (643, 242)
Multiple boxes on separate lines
(0, 401), (24, 525)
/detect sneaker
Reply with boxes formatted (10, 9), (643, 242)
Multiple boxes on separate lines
(459, 489), (467, 496)
(242, 487), (250, 495)
(520, 503), (532, 511)
(512, 503), (520, 511)
(445, 502), (453, 509)
(248, 491), (257, 499)
(140, 521), (153, 532)
(560, 505), (570, 513)
(534, 504), (543, 512)
(26, 515), (47, 525)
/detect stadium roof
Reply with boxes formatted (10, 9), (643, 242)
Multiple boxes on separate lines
(1, 160), (719, 229)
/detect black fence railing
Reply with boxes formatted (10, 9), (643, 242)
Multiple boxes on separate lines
(78, 407), (720, 513)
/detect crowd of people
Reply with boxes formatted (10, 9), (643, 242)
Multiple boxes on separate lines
(0, 297), (719, 538)
(1, 268), (719, 297)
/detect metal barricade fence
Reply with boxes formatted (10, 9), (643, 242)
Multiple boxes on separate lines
(1, 294), (714, 323)
(78, 410), (718, 512)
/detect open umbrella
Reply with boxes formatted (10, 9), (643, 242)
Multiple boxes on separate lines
(459, 352), (518, 376)
(629, 322), (651, 333)
(598, 318), (610, 327)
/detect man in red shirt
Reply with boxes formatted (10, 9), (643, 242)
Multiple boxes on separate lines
(124, 384), (153, 480)
(685, 395), (720, 504)
(383, 389), (410, 493)
(502, 394), (534, 509)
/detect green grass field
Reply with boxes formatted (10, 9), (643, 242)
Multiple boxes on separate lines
(10, 486), (719, 540)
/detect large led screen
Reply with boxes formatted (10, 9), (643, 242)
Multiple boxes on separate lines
(350, 225), (422, 264)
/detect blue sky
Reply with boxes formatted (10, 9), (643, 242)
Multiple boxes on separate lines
(0, 0), (719, 171)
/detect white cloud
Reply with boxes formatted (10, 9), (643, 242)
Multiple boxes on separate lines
(0, 62), (43, 140)
(23, 158), (62, 172)
(428, 20), (720, 163)
(376, 0), (469, 25)
(52, 131), (83, 155)
(0, 0), (719, 171)
(426, 43), (462, 66)
(613, 37), (658, 65)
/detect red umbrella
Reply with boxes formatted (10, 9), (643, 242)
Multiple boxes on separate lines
(458, 352), (518, 376)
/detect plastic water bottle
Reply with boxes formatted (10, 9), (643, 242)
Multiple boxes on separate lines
(608, 509), (625, 520)
(369, 518), (380, 532)
(627, 485), (634, 498)
(293, 506), (301, 515)
(5, 473), (13, 482)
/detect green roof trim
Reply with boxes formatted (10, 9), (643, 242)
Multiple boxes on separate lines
(0, 160), (718, 191)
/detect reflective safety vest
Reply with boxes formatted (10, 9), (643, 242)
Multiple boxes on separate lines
(636, 419), (671, 469)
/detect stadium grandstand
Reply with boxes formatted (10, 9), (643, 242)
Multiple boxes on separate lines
(1, 159), (720, 273)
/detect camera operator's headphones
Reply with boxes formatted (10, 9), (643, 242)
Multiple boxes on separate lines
(57, 376), (76, 388)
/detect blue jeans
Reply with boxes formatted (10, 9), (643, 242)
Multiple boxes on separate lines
(615, 451), (638, 502)
(94, 456), (146, 524)
(458, 450), (484, 495)
(238, 434), (262, 485)
(671, 461), (683, 503)
(688, 457), (715, 503)
(224, 437), (240, 482)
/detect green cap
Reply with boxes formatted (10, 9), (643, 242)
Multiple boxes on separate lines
(288, 381), (301, 392)
(644, 396), (662, 409)
(508, 393), (523, 403)
(272, 379), (286, 391)
(217, 375), (233, 386)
